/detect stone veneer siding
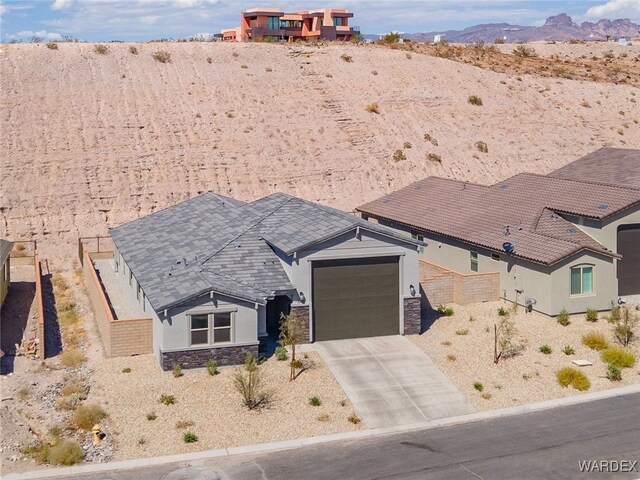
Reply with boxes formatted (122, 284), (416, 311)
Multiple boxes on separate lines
(403, 297), (421, 335)
(290, 304), (310, 343)
(161, 344), (259, 370)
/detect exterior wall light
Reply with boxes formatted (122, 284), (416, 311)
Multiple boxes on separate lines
(299, 291), (306, 303)
(409, 285), (416, 296)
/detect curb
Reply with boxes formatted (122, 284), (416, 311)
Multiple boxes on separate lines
(6, 383), (640, 480)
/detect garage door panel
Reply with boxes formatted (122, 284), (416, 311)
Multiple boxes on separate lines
(618, 226), (640, 296)
(313, 257), (399, 341)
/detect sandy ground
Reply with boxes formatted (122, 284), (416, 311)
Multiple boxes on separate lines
(494, 41), (640, 60)
(91, 352), (363, 460)
(1, 42), (639, 258)
(410, 301), (640, 411)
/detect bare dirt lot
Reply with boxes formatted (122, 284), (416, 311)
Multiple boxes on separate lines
(1, 42), (639, 258)
(410, 301), (640, 411)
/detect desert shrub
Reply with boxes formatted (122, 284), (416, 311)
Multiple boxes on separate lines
(606, 306), (621, 324)
(172, 364), (183, 378)
(47, 42), (58, 50)
(371, 70), (378, 75)
(455, 329), (469, 336)
(539, 345), (552, 355)
(556, 309), (570, 326)
(59, 349), (86, 368)
(183, 432), (198, 443)
(427, 153), (442, 163)
(275, 346), (288, 361)
(159, 394), (176, 405)
(234, 354), (268, 409)
(441, 340), (452, 346)
(122, 367), (131, 373)
(603, 51), (614, 59)
(468, 95), (483, 106)
(586, 308), (599, 322)
(562, 345), (575, 355)
(365, 102), (380, 114)
(436, 305), (454, 317)
(447, 354), (457, 362)
(606, 364), (622, 381)
(348, 414), (361, 424)
(494, 37), (505, 44)
(291, 359), (303, 369)
(17, 388), (30, 401)
(22, 442), (51, 464)
(340, 53), (353, 62)
(556, 367), (590, 390)
(152, 50), (171, 63)
(138, 437), (147, 445)
(175, 420), (195, 429)
(309, 396), (322, 407)
(403, 141), (412, 149)
(265, 66), (272, 72)
(601, 347), (636, 368)
(406, 52), (412, 59)
(481, 393), (492, 400)
(512, 45), (537, 58)
(232, 51), (239, 57)
(475, 141), (488, 153)
(207, 359), (218, 375)
(498, 307), (509, 317)
(240, 64), (248, 69)
(423, 133), (438, 145)
(613, 307), (638, 347)
(129, 45), (138, 54)
(94, 44), (109, 55)
(49, 425), (63, 437)
(580, 100), (591, 108)
(73, 404), (107, 430)
(47, 440), (84, 466)
(473, 382), (484, 392)
(392, 149), (406, 162)
(317, 413), (330, 422)
(146, 412), (157, 421)
(582, 332), (609, 350)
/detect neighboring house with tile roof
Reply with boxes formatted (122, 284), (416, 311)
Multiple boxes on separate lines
(107, 192), (422, 369)
(0, 239), (12, 307)
(357, 148), (640, 316)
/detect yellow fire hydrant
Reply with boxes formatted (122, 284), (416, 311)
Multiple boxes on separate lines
(92, 424), (104, 445)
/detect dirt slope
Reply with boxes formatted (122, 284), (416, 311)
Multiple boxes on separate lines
(1, 42), (638, 256)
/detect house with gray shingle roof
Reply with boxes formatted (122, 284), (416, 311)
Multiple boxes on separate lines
(106, 192), (422, 369)
(357, 148), (640, 316)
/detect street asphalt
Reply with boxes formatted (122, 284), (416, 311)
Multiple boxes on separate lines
(63, 392), (640, 480)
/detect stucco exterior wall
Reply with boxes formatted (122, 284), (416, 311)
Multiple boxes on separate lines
(277, 229), (420, 340)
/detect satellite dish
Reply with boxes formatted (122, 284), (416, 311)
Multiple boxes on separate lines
(502, 242), (514, 254)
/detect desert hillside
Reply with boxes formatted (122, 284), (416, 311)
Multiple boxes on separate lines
(1, 42), (638, 256)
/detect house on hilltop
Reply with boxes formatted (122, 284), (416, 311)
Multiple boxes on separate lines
(95, 192), (421, 369)
(357, 148), (640, 316)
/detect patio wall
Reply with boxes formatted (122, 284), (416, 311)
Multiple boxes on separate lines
(34, 253), (45, 359)
(420, 260), (499, 306)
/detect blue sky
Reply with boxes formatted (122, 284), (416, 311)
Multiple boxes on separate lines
(1, 0), (639, 42)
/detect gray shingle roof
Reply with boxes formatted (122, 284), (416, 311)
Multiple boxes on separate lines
(0, 239), (13, 265)
(110, 192), (418, 313)
(549, 148), (640, 190)
(357, 171), (640, 266)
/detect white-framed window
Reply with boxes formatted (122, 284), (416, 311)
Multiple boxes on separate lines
(189, 311), (234, 346)
(571, 265), (593, 296)
(410, 230), (424, 242)
(470, 249), (478, 272)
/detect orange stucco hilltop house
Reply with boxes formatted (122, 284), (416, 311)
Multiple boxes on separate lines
(221, 7), (357, 42)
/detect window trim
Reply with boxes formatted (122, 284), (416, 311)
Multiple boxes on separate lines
(212, 311), (233, 344)
(570, 264), (594, 297)
(470, 249), (479, 272)
(187, 310), (235, 347)
(189, 313), (210, 346)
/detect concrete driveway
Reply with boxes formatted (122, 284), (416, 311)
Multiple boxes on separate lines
(315, 336), (474, 428)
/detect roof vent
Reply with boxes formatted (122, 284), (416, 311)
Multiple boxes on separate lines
(502, 242), (515, 254)
(566, 227), (576, 234)
(499, 184), (509, 189)
(382, 199), (391, 204)
(598, 203), (609, 210)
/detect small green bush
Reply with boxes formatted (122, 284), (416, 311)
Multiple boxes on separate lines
(556, 309), (570, 326)
(172, 364), (183, 378)
(183, 431), (198, 443)
(539, 345), (552, 355)
(159, 394), (176, 405)
(60, 349), (87, 368)
(606, 363), (622, 381)
(275, 346), (288, 361)
(309, 396), (322, 407)
(468, 95), (483, 106)
(473, 382), (484, 392)
(562, 345), (575, 355)
(556, 367), (590, 390)
(498, 307), (509, 317)
(606, 306), (621, 324)
(437, 305), (454, 317)
(601, 347), (636, 368)
(47, 440), (84, 465)
(73, 404), (107, 430)
(582, 332), (609, 350)
(206, 359), (218, 375)
(122, 367), (131, 373)
(348, 414), (361, 424)
(585, 308), (599, 322)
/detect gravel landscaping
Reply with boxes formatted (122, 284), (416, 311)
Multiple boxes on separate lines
(91, 352), (364, 460)
(410, 301), (640, 411)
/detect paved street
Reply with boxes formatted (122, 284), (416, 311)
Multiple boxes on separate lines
(64, 392), (640, 480)
(316, 336), (474, 428)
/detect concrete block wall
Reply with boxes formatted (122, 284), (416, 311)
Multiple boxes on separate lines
(35, 255), (46, 359)
(420, 260), (499, 306)
(420, 275), (454, 306)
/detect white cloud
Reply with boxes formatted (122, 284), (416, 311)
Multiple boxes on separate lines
(586, 0), (640, 18)
(9, 29), (64, 40)
(140, 15), (160, 25)
(51, 0), (73, 10)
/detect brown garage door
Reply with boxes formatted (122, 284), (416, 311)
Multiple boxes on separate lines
(618, 225), (640, 296)
(312, 257), (399, 341)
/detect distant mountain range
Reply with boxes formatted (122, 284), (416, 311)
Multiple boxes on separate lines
(403, 13), (640, 43)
